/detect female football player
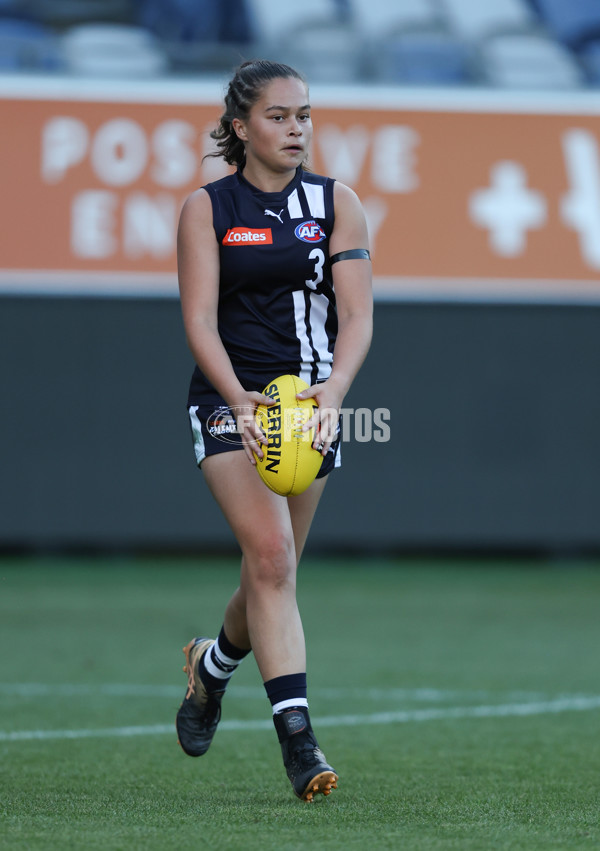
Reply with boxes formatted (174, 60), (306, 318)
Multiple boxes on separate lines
(176, 59), (372, 801)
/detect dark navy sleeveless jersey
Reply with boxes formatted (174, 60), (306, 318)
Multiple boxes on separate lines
(188, 166), (338, 407)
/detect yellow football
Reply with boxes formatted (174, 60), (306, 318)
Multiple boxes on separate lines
(253, 374), (323, 496)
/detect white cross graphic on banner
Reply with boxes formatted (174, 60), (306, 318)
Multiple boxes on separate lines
(469, 161), (547, 257)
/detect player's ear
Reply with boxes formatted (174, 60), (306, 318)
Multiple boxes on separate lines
(232, 118), (248, 141)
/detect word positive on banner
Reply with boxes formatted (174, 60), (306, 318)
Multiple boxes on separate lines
(40, 115), (229, 261)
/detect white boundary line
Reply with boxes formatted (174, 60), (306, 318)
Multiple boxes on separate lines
(2, 695), (599, 743)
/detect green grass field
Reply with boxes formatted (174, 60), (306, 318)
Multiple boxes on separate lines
(1, 556), (599, 850)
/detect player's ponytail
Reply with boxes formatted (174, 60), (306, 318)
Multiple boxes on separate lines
(206, 59), (306, 167)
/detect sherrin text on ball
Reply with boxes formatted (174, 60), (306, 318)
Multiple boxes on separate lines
(253, 374), (323, 496)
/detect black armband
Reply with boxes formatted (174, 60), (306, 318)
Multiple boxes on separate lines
(330, 248), (371, 264)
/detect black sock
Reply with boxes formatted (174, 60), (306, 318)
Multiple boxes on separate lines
(264, 672), (308, 715)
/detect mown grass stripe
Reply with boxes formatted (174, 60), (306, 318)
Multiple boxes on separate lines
(0, 683), (554, 701)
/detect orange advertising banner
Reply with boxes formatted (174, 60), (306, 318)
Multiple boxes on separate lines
(1, 79), (599, 301)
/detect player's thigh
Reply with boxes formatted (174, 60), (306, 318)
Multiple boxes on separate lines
(287, 475), (328, 563)
(201, 450), (294, 560)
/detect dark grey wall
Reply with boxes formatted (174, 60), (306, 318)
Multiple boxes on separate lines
(2, 296), (599, 553)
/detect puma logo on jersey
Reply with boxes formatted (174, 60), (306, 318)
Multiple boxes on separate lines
(223, 227), (273, 245)
(294, 220), (326, 243)
(264, 208), (284, 224)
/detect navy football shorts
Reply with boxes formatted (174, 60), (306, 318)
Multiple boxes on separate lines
(187, 404), (341, 479)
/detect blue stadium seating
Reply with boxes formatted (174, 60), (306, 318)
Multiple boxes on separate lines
(60, 22), (168, 77)
(375, 29), (472, 84)
(1, 0), (597, 88)
(534, 0), (600, 48)
(350, 0), (441, 41)
(0, 0), (29, 15)
(275, 20), (364, 83)
(0, 17), (60, 70)
(134, 0), (255, 73)
(247, 0), (341, 49)
(29, 0), (134, 27)
(580, 39), (600, 84)
(479, 31), (585, 88)
(440, 0), (534, 41)
(137, 0), (254, 45)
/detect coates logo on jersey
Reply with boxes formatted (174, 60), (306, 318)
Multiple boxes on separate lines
(294, 220), (326, 244)
(223, 227), (273, 245)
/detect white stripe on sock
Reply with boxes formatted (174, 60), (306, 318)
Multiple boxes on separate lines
(213, 646), (241, 669)
(272, 697), (309, 715)
(203, 640), (245, 680)
(204, 652), (231, 680)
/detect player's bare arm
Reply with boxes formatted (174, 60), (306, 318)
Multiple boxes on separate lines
(178, 189), (272, 462)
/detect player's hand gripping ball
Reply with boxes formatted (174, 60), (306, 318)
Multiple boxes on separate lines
(253, 374), (323, 496)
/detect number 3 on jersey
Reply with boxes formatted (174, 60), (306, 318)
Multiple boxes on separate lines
(305, 248), (325, 290)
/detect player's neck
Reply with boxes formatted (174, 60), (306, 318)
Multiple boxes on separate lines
(241, 161), (298, 194)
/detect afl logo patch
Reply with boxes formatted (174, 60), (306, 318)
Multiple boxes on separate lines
(294, 220), (326, 243)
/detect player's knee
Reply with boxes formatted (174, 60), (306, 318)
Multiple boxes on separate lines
(247, 533), (296, 593)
